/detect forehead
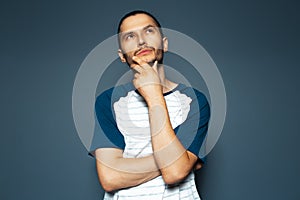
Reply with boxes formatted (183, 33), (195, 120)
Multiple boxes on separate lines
(119, 13), (158, 33)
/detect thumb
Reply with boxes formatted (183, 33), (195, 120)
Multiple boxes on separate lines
(152, 60), (158, 73)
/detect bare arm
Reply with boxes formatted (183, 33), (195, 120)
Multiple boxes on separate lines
(147, 97), (201, 184)
(95, 148), (160, 192)
(131, 57), (201, 185)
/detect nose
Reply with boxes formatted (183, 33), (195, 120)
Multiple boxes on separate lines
(137, 34), (146, 47)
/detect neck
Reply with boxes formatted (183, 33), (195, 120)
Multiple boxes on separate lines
(156, 64), (178, 93)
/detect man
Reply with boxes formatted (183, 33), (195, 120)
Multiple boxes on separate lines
(90, 10), (210, 199)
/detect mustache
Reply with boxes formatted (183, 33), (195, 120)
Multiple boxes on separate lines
(134, 46), (155, 56)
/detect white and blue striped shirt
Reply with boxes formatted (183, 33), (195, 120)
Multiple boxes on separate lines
(92, 83), (210, 200)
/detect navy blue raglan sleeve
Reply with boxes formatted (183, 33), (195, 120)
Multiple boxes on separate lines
(89, 88), (125, 156)
(174, 88), (210, 163)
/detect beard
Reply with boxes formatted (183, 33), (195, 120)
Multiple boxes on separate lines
(123, 48), (164, 67)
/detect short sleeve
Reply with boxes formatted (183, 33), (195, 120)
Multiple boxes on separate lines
(89, 88), (125, 157)
(174, 88), (210, 163)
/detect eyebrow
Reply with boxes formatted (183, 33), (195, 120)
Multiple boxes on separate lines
(121, 24), (157, 39)
(142, 25), (156, 30)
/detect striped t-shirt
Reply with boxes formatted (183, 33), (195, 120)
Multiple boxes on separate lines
(91, 83), (210, 199)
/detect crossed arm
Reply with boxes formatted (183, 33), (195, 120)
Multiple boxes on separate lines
(95, 148), (161, 192)
(95, 57), (203, 192)
(95, 148), (200, 192)
(95, 96), (201, 192)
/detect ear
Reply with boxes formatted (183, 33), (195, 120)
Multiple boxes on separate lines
(162, 37), (168, 52)
(118, 49), (126, 63)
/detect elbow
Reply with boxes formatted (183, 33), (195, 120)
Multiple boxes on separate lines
(96, 159), (121, 192)
(97, 167), (121, 192)
(162, 170), (190, 185)
(102, 184), (115, 193)
(100, 176), (119, 192)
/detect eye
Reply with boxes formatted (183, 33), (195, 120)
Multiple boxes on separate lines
(145, 27), (155, 34)
(124, 33), (135, 40)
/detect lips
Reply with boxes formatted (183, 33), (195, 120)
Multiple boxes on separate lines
(136, 48), (153, 56)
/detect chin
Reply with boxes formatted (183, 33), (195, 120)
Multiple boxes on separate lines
(141, 55), (157, 63)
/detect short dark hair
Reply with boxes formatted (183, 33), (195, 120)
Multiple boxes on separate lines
(117, 10), (164, 48)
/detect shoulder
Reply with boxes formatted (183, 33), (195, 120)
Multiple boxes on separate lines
(96, 83), (135, 105)
(175, 83), (208, 105)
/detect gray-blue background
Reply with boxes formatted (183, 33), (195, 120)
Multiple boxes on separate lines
(1, 0), (299, 199)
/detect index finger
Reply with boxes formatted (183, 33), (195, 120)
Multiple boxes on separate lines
(130, 63), (143, 73)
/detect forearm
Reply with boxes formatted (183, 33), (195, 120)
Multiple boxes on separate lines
(147, 96), (197, 184)
(95, 148), (160, 192)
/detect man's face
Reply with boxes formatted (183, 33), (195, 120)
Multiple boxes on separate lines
(118, 13), (168, 66)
